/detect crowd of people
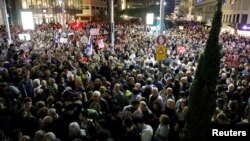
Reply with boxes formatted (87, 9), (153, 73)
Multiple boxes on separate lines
(0, 20), (249, 141)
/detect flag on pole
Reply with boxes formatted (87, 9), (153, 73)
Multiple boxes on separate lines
(85, 35), (93, 56)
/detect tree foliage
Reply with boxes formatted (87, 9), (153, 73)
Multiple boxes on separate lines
(181, 1), (223, 141)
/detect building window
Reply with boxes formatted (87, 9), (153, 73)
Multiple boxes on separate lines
(236, 14), (240, 23)
(230, 0), (235, 4)
(96, 7), (99, 10)
(92, 6), (95, 10)
(243, 0), (250, 10)
(37, 0), (42, 8)
(241, 14), (248, 24)
(229, 15), (232, 23)
(226, 15), (228, 22)
(22, 0), (28, 9)
(82, 6), (90, 10)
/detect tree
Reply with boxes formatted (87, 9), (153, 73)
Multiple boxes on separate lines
(181, 1), (222, 141)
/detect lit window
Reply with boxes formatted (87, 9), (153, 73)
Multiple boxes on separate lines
(22, 0), (28, 9)
(83, 6), (90, 10)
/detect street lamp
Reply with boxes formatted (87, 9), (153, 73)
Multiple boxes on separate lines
(1, 0), (12, 44)
(59, 0), (66, 28)
(159, 0), (165, 34)
(110, 0), (115, 51)
(156, 2), (166, 5)
(197, 15), (202, 24)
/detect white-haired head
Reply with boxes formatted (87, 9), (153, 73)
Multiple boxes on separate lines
(93, 91), (101, 102)
(93, 91), (101, 97)
(228, 84), (234, 92)
(43, 132), (56, 141)
(167, 99), (176, 110)
(33, 79), (41, 88)
(47, 108), (58, 119)
(69, 122), (80, 136)
(33, 130), (45, 141)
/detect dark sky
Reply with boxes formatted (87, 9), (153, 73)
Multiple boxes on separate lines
(166, 0), (175, 14)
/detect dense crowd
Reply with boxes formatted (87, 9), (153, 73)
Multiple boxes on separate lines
(0, 20), (249, 141)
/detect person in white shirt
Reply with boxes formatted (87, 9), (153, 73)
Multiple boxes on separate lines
(154, 114), (170, 141)
(134, 117), (153, 141)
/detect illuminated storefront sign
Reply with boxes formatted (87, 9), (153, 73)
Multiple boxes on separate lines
(237, 24), (250, 31)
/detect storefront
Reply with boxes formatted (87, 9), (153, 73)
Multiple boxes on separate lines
(19, 0), (82, 24)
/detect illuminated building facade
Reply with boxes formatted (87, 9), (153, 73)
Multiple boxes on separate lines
(7, 0), (82, 25)
(192, 0), (217, 23)
(76, 0), (120, 22)
(76, 0), (108, 21)
(222, 0), (250, 30)
(125, 0), (157, 9)
(193, 0), (250, 29)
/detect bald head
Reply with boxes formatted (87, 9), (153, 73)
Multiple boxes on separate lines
(19, 135), (31, 141)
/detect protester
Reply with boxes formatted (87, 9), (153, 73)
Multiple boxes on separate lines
(0, 19), (249, 141)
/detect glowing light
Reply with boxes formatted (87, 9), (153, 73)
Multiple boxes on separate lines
(123, 15), (128, 19)
(242, 25), (248, 30)
(42, 9), (47, 13)
(121, 0), (126, 10)
(156, 2), (166, 5)
(146, 13), (154, 25)
(197, 16), (202, 22)
(21, 11), (35, 30)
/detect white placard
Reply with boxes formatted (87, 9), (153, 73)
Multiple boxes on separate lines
(21, 11), (35, 30)
(90, 28), (100, 35)
(18, 33), (31, 41)
(179, 26), (184, 30)
(59, 37), (68, 43)
(146, 13), (154, 25)
(97, 39), (105, 48)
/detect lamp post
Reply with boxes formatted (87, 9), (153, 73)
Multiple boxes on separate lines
(159, 0), (165, 34)
(197, 15), (202, 25)
(110, 0), (115, 51)
(1, 0), (12, 44)
(59, 0), (66, 28)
